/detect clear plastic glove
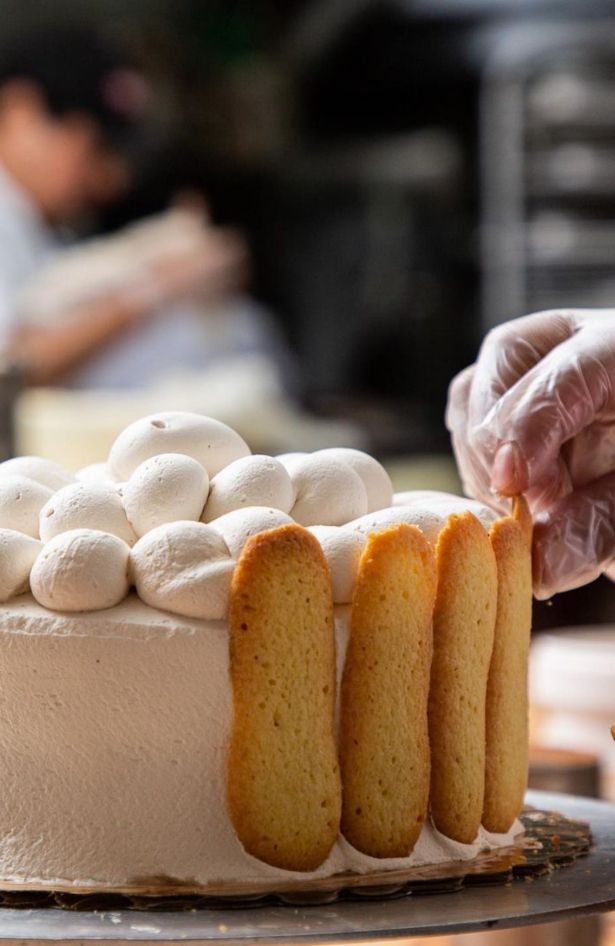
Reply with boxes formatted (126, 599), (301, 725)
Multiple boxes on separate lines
(446, 309), (615, 599)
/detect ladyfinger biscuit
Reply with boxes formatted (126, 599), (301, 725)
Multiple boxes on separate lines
(340, 523), (437, 858)
(429, 511), (497, 844)
(227, 523), (341, 871)
(483, 496), (533, 833)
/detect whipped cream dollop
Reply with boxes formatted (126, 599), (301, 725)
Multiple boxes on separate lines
(209, 506), (294, 558)
(30, 529), (131, 611)
(131, 521), (233, 620)
(309, 526), (366, 604)
(123, 453), (210, 538)
(0, 456), (75, 491)
(108, 412), (250, 481)
(0, 476), (53, 538)
(317, 448), (393, 512)
(283, 454), (368, 526)
(203, 455), (294, 522)
(39, 483), (137, 546)
(349, 504), (447, 546)
(75, 463), (118, 486)
(393, 490), (498, 531)
(0, 412), (504, 616)
(0, 530), (42, 602)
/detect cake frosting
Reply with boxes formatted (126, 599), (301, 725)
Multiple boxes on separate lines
(108, 412), (250, 480)
(123, 453), (210, 538)
(0, 456), (76, 491)
(0, 475), (53, 538)
(131, 521), (234, 620)
(40, 482), (137, 546)
(0, 411), (524, 891)
(0, 594), (519, 889)
(30, 529), (131, 612)
(202, 455), (294, 522)
(283, 453), (369, 526)
(0, 414), (506, 626)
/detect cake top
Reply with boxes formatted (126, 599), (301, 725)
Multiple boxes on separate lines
(0, 411), (498, 619)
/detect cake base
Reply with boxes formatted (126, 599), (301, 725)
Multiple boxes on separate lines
(0, 807), (590, 910)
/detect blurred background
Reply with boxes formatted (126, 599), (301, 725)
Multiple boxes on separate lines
(1, 2), (615, 941)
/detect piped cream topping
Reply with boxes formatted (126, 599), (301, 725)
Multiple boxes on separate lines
(39, 482), (137, 546)
(202, 455), (294, 522)
(0, 530), (42, 602)
(131, 520), (233, 620)
(0, 414), (502, 617)
(30, 529), (130, 612)
(0, 476), (53, 538)
(0, 456), (75, 491)
(108, 411), (250, 480)
(284, 454), (368, 526)
(123, 453), (210, 538)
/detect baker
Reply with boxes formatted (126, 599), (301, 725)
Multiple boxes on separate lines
(447, 308), (615, 599)
(0, 25), (285, 389)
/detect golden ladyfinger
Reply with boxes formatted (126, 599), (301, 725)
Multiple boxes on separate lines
(227, 523), (341, 871)
(340, 523), (437, 858)
(429, 511), (497, 844)
(483, 496), (533, 833)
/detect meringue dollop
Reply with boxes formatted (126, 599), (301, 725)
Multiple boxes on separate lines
(30, 529), (131, 612)
(108, 412), (250, 481)
(123, 453), (209, 538)
(130, 521), (233, 620)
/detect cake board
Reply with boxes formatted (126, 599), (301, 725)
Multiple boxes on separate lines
(0, 790), (610, 942)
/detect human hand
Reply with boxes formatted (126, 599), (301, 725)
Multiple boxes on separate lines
(446, 309), (615, 598)
(147, 225), (248, 306)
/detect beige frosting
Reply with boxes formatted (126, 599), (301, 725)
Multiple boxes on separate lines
(317, 448), (393, 512)
(108, 411), (250, 481)
(349, 505), (447, 546)
(0, 416), (502, 620)
(123, 453), (210, 538)
(76, 463), (118, 485)
(210, 506), (294, 559)
(203, 455), (294, 522)
(30, 529), (131, 612)
(0, 595), (520, 889)
(0, 530), (42, 602)
(285, 454), (368, 526)
(0, 475), (53, 538)
(0, 456), (75, 491)
(308, 526), (366, 604)
(393, 490), (499, 531)
(39, 483), (137, 546)
(131, 521), (233, 620)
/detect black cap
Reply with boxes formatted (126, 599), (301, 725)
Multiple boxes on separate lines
(0, 25), (150, 151)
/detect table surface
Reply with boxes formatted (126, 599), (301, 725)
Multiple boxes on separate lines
(0, 790), (612, 943)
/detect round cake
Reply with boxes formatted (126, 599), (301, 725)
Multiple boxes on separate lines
(0, 412), (532, 893)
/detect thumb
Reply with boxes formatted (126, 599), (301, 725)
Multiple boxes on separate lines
(474, 326), (615, 496)
(532, 470), (615, 599)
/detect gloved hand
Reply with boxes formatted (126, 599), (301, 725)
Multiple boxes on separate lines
(446, 309), (615, 599)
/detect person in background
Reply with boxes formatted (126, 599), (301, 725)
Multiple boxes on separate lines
(0, 26), (287, 388)
(446, 308), (615, 601)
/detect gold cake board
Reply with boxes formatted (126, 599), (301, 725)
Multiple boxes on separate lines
(0, 806), (591, 911)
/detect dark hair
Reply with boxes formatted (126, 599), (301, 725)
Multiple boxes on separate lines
(0, 25), (149, 149)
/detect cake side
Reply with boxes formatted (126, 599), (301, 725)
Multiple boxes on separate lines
(0, 594), (521, 893)
(0, 411), (530, 891)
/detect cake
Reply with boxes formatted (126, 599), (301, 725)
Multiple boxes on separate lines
(0, 411), (532, 893)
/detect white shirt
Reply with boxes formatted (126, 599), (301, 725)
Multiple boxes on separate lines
(0, 162), (57, 346)
(0, 163), (286, 390)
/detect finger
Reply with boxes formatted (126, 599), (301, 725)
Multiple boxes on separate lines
(481, 325), (615, 496)
(532, 469), (615, 598)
